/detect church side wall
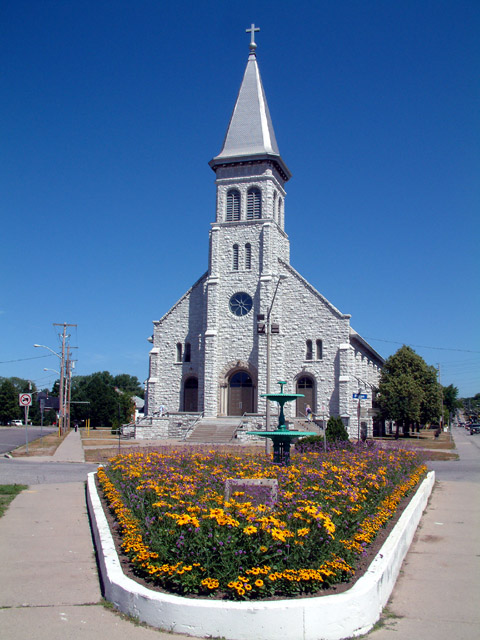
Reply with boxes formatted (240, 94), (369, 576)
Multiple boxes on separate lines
(274, 272), (351, 421)
(147, 279), (207, 416)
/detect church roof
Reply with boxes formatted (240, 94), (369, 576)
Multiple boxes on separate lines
(209, 41), (291, 181)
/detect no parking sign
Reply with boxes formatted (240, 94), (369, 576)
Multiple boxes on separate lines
(19, 393), (32, 407)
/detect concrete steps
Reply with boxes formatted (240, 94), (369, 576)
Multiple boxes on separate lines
(186, 418), (241, 443)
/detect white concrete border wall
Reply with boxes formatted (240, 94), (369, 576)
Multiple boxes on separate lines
(87, 470), (435, 640)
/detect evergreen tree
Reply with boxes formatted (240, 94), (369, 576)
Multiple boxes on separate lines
(325, 416), (349, 442)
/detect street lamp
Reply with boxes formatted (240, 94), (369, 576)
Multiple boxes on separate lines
(265, 274), (288, 440)
(35, 343), (65, 435)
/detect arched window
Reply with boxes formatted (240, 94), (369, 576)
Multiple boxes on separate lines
(306, 340), (313, 360)
(232, 244), (239, 270)
(245, 243), (251, 270)
(273, 191), (277, 222)
(277, 196), (283, 221)
(184, 342), (191, 362)
(176, 343), (182, 363)
(226, 190), (241, 221)
(316, 339), (323, 360)
(247, 188), (261, 219)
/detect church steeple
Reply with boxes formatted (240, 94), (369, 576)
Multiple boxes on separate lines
(209, 25), (291, 182)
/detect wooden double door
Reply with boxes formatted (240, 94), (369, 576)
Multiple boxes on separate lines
(228, 371), (254, 416)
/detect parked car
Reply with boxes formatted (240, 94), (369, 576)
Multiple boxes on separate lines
(469, 423), (480, 435)
(8, 419), (23, 426)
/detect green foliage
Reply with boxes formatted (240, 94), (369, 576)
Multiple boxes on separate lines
(325, 416), (349, 442)
(70, 371), (138, 428)
(113, 374), (144, 398)
(442, 384), (462, 417)
(0, 379), (20, 424)
(378, 346), (442, 433)
(461, 393), (480, 421)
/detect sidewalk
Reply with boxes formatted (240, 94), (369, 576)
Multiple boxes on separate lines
(368, 427), (480, 639)
(0, 429), (478, 639)
(0, 430), (192, 640)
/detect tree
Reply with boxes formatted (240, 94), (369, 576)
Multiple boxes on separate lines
(442, 384), (462, 422)
(70, 371), (140, 429)
(113, 374), (144, 398)
(0, 379), (19, 424)
(377, 346), (442, 437)
(325, 416), (349, 442)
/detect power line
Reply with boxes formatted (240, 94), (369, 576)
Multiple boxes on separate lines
(0, 354), (54, 364)
(365, 337), (480, 354)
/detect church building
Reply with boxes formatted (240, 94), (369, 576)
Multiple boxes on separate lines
(142, 28), (383, 440)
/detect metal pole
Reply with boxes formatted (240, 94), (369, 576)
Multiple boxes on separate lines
(265, 317), (271, 454)
(264, 274), (287, 453)
(24, 405), (29, 454)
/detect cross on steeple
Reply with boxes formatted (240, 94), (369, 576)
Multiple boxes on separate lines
(246, 23), (260, 52)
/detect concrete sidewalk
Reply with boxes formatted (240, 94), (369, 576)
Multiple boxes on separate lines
(0, 430), (192, 640)
(0, 428), (478, 639)
(368, 427), (480, 639)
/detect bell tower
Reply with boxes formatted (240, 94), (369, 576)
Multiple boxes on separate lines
(202, 25), (292, 417)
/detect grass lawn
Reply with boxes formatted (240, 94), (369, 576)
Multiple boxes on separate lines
(0, 484), (28, 517)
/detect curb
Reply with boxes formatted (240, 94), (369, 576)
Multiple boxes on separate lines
(87, 470), (435, 640)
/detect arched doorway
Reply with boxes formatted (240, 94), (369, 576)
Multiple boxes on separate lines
(296, 376), (314, 417)
(183, 377), (198, 412)
(228, 371), (254, 416)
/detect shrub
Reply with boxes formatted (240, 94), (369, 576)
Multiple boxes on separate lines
(325, 416), (350, 443)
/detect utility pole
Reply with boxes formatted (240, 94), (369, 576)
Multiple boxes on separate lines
(437, 363), (443, 432)
(54, 323), (76, 435)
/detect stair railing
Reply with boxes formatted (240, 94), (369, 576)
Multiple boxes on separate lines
(182, 412), (204, 440)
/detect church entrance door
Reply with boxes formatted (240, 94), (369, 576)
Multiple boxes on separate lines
(228, 371), (254, 416)
(183, 377), (198, 412)
(296, 376), (314, 417)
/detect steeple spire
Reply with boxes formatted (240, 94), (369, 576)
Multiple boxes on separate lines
(209, 26), (291, 182)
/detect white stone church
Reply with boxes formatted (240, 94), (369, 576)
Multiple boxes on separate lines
(140, 29), (383, 441)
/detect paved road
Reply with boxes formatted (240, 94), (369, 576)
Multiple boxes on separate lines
(0, 426), (56, 455)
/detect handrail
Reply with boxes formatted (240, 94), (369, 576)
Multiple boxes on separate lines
(182, 412), (204, 440)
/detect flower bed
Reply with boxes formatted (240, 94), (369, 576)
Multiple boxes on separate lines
(98, 444), (426, 601)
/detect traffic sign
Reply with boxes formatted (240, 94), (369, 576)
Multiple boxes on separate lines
(353, 393), (367, 399)
(19, 393), (32, 407)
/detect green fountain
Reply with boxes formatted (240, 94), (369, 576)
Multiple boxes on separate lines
(248, 381), (314, 465)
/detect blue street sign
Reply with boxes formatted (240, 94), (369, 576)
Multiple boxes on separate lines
(353, 393), (367, 399)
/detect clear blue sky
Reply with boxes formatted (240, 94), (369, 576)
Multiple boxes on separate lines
(1, 1), (479, 397)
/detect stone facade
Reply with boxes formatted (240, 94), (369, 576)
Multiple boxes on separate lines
(143, 43), (383, 439)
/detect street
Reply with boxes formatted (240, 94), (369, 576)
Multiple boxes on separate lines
(0, 426), (56, 455)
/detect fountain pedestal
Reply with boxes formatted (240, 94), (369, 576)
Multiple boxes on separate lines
(247, 381), (313, 464)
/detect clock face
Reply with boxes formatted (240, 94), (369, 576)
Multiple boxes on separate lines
(229, 292), (253, 317)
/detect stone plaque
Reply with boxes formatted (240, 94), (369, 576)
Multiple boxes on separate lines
(224, 478), (278, 506)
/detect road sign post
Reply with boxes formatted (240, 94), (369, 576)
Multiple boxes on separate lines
(19, 394), (32, 453)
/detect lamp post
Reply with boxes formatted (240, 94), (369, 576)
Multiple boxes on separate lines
(265, 274), (288, 444)
(35, 343), (65, 435)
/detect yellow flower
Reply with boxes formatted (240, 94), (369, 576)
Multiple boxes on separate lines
(243, 525), (258, 535)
